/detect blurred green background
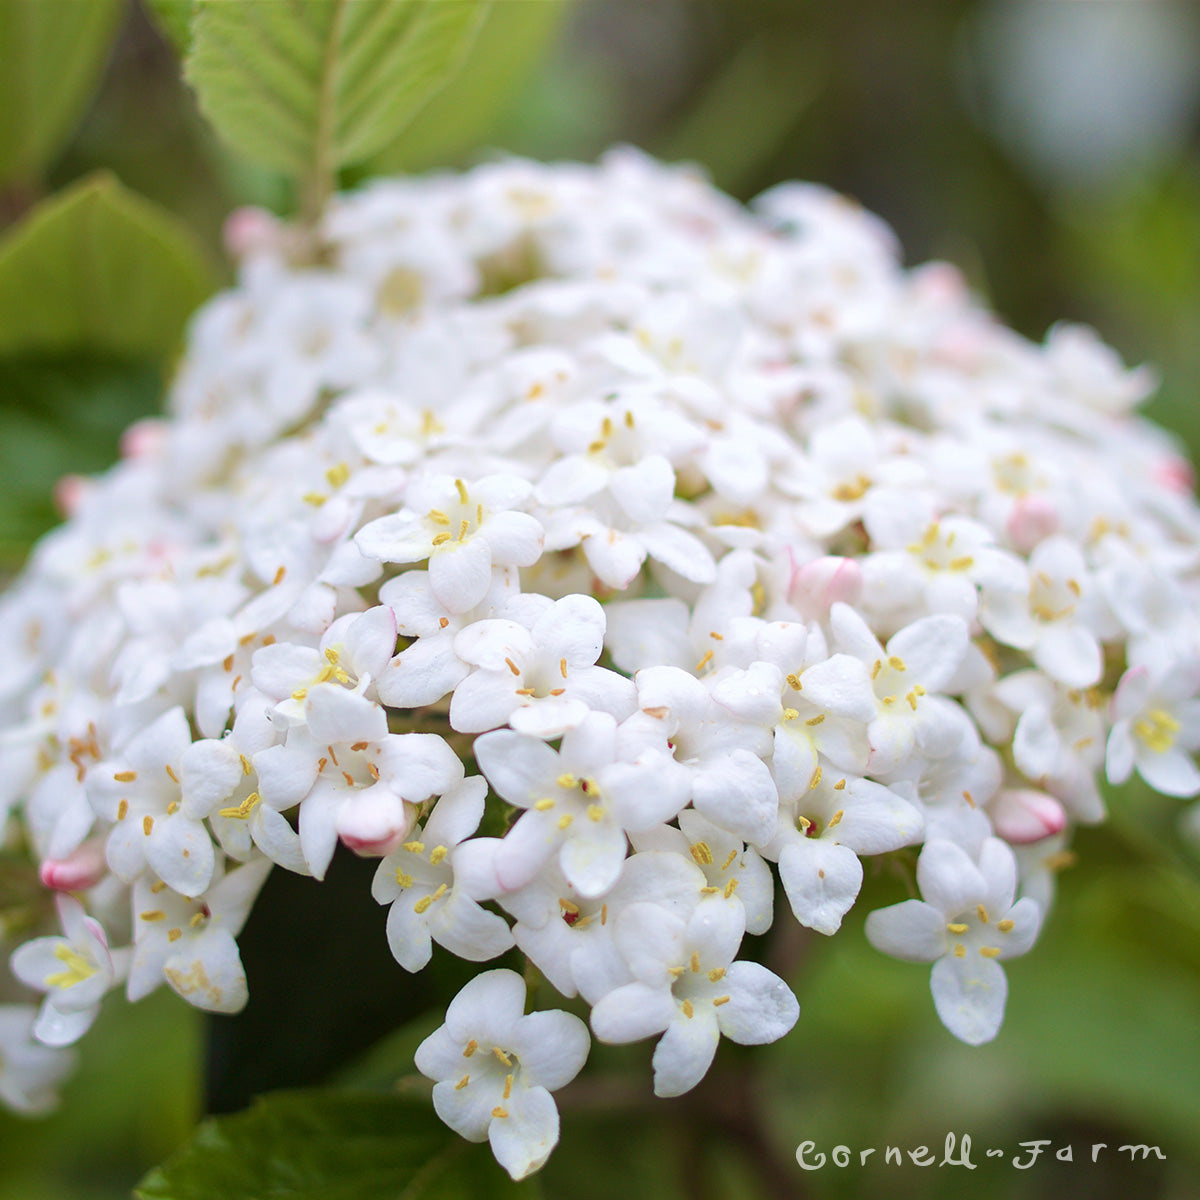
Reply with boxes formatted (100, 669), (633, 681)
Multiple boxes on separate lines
(2, 1), (1200, 1197)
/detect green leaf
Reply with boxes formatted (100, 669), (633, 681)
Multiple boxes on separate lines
(135, 1090), (540, 1200)
(365, 0), (570, 173)
(144, 0), (196, 54)
(185, 0), (490, 187)
(0, 171), (215, 359)
(0, 0), (124, 185)
(0, 355), (163, 564)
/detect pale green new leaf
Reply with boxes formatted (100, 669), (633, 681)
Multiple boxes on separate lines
(367, 0), (571, 173)
(0, 0), (124, 185)
(185, 0), (490, 179)
(134, 1089), (540, 1200)
(0, 172), (215, 359)
(144, 0), (197, 54)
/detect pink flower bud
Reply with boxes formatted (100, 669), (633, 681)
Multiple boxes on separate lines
(223, 206), (283, 259)
(989, 788), (1067, 844)
(119, 418), (167, 460)
(336, 791), (415, 858)
(53, 474), (86, 517)
(39, 837), (108, 891)
(1006, 496), (1059, 554)
(788, 554), (863, 620)
(1154, 455), (1195, 495)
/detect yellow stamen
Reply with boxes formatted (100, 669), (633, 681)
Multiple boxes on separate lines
(414, 883), (448, 914)
(463, 1040), (478, 1058)
(455, 1075), (470, 1090)
(997, 919), (1015, 933)
(114, 770), (137, 782)
(45, 945), (96, 990)
(947, 922), (969, 934)
(492, 1047), (512, 1066)
(977, 905), (990, 924)
(712, 995), (731, 1007)
(689, 841), (713, 866)
(979, 946), (1001, 958)
(681, 1000), (694, 1019)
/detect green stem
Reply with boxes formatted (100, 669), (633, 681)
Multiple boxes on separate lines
(301, 0), (347, 232)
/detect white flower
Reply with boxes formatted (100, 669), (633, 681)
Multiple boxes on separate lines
(371, 777), (513, 971)
(1106, 659), (1200, 797)
(865, 837), (1041, 1044)
(415, 969), (589, 1179)
(9, 896), (121, 1046)
(0, 1006), (76, 1113)
(590, 898), (798, 1097)
(355, 474), (544, 613)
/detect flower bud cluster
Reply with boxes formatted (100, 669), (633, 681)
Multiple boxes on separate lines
(3, 149), (1199, 1176)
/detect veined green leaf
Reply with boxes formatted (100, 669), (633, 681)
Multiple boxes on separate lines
(185, 0), (490, 185)
(134, 1089), (540, 1200)
(366, 0), (571, 173)
(0, 171), (215, 359)
(145, 0), (197, 54)
(0, 0), (124, 185)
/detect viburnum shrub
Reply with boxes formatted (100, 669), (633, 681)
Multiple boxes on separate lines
(4, 143), (1200, 1178)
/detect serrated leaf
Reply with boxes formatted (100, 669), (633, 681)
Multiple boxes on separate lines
(144, 0), (196, 54)
(0, 0), (124, 185)
(185, 0), (490, 180)
(366, 0), (570, 173)
(0, 171), (215, 359)
(135, 1090), (540, 1200)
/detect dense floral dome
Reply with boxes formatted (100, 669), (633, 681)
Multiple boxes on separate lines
(3, 148), (1199, 1177)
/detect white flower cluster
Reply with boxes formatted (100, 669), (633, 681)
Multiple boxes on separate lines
(3, 148), (1200, 1177)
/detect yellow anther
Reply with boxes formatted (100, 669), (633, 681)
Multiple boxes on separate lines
(218, 792), (260, 820)
(977, 904), (990, 923)
(827, 809), (843, 829)
(414, 883), (448, 914)
(394, 870), (413, 888)
(913, 684), (926, 696)
(455, 479), (469, 504)
(457, 519), (470, 541)
(681, 1000), (694, 1019)
(720, 849), (738, 872)
(302, 492), (328, 507)
(1066, 578), (1082, 597)
(724, 878), (738, 899)
(690, 952), (700, 974)
(689, 841), (713, 866)
(455, 1075), (470, 1090)
(979, 946), (1001, 958)
(888, 656), (906, 671)
(117, 799), (129, 821)
(695, 649), (714, 672)
(587, 804), (604, 822)
(535, 798), (555, 811)
(559, 656), (569, 679)
(699, 886), (720, 895)
(431, 532), (452, 546)
(882, 695), (896, 705)
(782, 708), (799, 722)
(601, 904), (608, 925)
(492, 1047), (513, 1066)
(273, 566), (286, 585)
(463, 1040), (478, 1058)
(190, 912), (206, 927)
(1134, 709), (1181, 753)
(709, 630), (723, 641)
(806, 713), (825, 726)
(291, 687), (309, 701)
(240, 755), (252, 775)
(505, 658), (521, 677)
(429, 845), (448, 865)
(949, 556), (975, 571)
(962, 789), (976, 808)
(712, 995), (731, 1007)
(947, 922), (969, 934)
(797, 815), (812, 833)
(165, 765), (179, 783)
(515, 687), (537, 696)
(953, 943), (966, 958)
(114, 770), (137, 782)
(558, 814), (573, 830)
(833, 778), (846, 790)
(325, 462), (350, 489)
(167, 928), (182, 942)
(503, 1073), (513, 1100)
(587, 438), (607, 454)
(492, 1106), (509, 1119)
(708, 967), (726, 983)
(624, 409), (635, 428)
(143, 815), (154, 836)
(997, 919), (1015, 933)
(557, 773), (577, 788)
(558, 899), (580, 917)
(668, 965), (685, 978)
(403, 840), (425, 854)
(786, 673), (802, 691)
(45, 945), (96, 989)
(809, 765), (823, 790)
(871, 659), (882, 679)
(906, 691), (919, 710)
(428, 509), (450, 525)
(151, 880), (168, 894)
(140, 910), (166, 922)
